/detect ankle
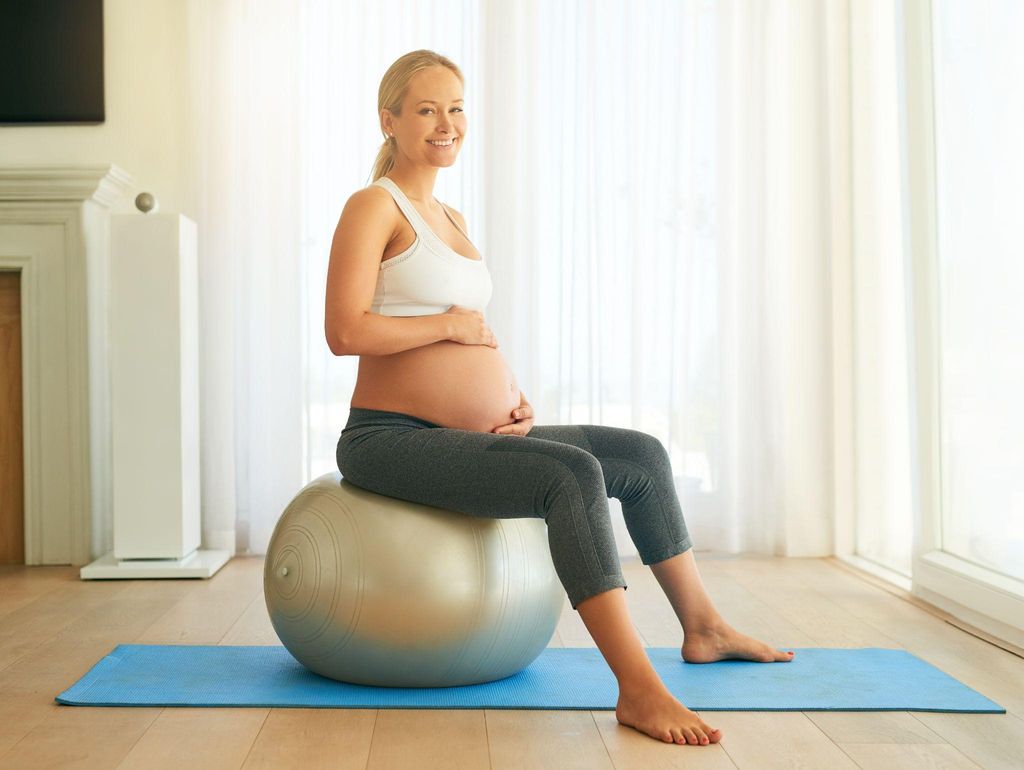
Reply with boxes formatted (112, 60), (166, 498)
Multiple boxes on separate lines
(682, 613), (728, 637)
(618, 673), (671, 700)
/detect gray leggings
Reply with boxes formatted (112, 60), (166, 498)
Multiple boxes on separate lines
(335, 407), (694, 610)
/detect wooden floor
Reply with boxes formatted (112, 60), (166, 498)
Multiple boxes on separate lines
(1, 553), (1022, 770)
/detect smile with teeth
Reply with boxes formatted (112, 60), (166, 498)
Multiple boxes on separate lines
(427, 138), (457, 147)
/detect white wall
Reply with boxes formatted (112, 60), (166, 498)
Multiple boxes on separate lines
(0, 0), (199, 219)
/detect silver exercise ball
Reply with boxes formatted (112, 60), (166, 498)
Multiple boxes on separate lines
(264, 471), (564, 687)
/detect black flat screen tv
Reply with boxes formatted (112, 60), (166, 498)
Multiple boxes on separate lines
(0, 0), (105, 124)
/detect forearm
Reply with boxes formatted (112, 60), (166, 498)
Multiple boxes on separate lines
(333, 312), (452, 356)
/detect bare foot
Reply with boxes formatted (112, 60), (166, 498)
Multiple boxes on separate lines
(616, 683), (723, 746)
(682, 621), (795, 664)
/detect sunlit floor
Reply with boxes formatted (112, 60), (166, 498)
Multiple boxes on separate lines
(1, 553), (1021, 769)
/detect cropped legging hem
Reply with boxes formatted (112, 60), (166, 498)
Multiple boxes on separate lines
(570, 574), (630, 611)
(571, 535), (692, 608)
(640, 534), (695, 567)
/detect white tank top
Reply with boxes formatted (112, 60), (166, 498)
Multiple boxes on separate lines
(369, 176), (492, 316)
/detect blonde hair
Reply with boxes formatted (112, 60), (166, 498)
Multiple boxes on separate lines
(370, 50), (465, 182)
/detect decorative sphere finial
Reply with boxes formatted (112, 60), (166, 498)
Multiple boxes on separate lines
(134, 192), (158, 214)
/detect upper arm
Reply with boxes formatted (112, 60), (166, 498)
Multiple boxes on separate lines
(324, 187), (394, 353)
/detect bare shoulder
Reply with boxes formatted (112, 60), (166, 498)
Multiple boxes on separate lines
(440, 201), (469, 233)
(347, 183), (394, 213)
(335, 184), (396, 233)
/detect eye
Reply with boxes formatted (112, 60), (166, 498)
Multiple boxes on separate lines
(420, 107), (465, 115)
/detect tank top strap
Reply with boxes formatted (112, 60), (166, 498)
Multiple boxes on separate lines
(372, 176), (432, 239)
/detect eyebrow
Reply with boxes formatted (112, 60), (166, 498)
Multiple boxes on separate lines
(417, 99), (464, 105)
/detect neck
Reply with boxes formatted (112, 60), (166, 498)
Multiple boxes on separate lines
(383, 162), (440, 203)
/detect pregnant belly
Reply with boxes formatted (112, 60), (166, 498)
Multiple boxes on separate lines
(350, 341), (521, 433)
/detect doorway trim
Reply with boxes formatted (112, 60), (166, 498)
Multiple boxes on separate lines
(0, 165), (133, 564)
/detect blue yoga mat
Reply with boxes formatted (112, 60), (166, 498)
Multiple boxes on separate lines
(55, 645), (1004, 713)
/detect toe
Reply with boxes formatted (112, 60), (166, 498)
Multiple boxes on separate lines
(693, 727), (709, 745)
(683, 728), (699, 745)
(776, 649), (795, 661)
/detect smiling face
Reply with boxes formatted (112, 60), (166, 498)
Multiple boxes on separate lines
(383, 65), (466, 169)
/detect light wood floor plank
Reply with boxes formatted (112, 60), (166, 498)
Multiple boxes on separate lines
(135, 557), (264, 644)
(220, 592), (279, 646)
(57, 577), (194, 644)
(716, 557), (905, 648)
(806, 710), (946, 744)
(486, 709), (614, 770)
(911, 713), (1024, 770)
(0, 577), (134, 672)
(115, 708), (269, 770)
(837, 741), (983, 769)
(0, 575), (192, 759)
(0, 699), (57, 757)
(366, 709), (489, 770)
(0, 705), (161, 770)
(240, 708), (377, 770)
(708, 712), (860, 769)
(0, 565), (73, 623)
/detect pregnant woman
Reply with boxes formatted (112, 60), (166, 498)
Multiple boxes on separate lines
(327, 50), (794, 748)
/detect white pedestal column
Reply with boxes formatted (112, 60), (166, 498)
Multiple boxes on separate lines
(81, 212), (228, 579)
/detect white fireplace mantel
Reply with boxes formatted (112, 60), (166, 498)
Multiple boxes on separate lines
(0, 165), (134, 207)
(0, 164), (134, 564)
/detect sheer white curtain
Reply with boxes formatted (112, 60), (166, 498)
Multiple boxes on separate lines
(189, 0), (306, 555)
(191, 0), (849, 559)
(847, 0), (915, 577)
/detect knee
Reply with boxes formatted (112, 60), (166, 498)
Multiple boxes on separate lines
(558, 446), (606, 491)
(622, 429), (672, 471)
(538, 448), (605, 512)
(582, 425), (671, 471)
